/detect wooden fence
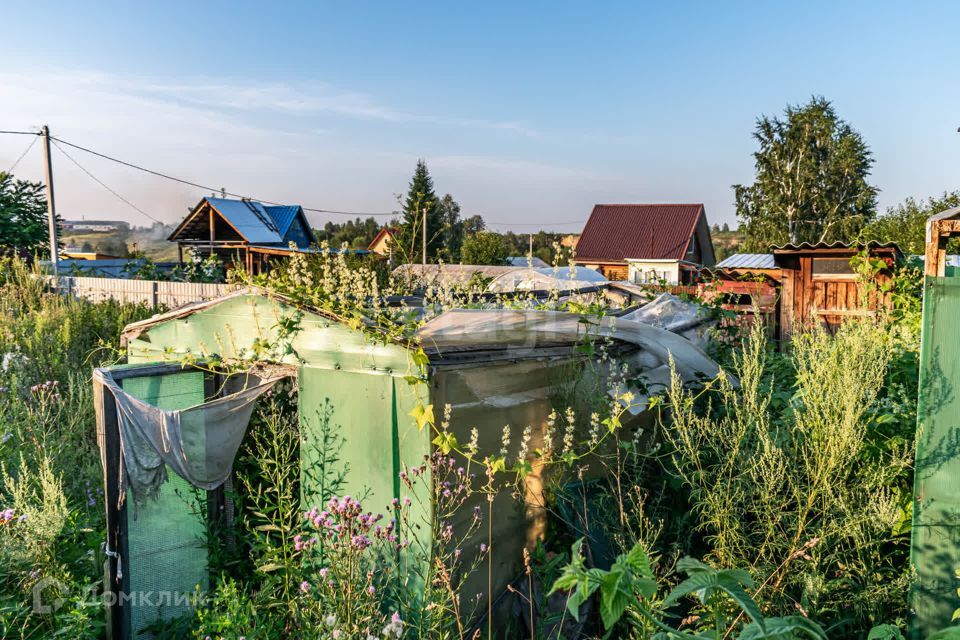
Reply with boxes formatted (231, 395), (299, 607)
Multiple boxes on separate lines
(45, 276), (238, 309)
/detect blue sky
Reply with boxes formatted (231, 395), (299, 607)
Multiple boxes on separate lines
(1, 1), (958, 232)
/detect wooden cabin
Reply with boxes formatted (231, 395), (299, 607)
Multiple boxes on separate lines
(168, 197), (316, 273)
(704, 243), (902, 340)
(774, 241), (901, 338)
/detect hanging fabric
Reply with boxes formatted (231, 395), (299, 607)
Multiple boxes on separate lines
(93, 368), (285, 509)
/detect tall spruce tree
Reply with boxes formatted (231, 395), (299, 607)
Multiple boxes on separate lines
(397, 160), (444, 262)
(733, 96), (878, 251)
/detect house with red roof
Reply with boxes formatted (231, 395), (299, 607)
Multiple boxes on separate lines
(573, 204), (715, 283)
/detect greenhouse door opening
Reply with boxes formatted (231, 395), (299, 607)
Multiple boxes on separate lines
(94, 362), (296, 640)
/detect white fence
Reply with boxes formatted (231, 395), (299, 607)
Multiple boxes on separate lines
(47, 276), (238, 309)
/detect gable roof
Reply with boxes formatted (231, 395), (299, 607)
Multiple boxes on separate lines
(574, 204), (709, 263)
(367, 227), (398, 251)
(169, 197), (313, 247)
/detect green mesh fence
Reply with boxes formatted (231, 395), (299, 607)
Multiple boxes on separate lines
(911, 276), (960, 638)
(121, 372), (208, 638)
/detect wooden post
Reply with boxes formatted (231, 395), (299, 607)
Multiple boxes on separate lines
(95, 374), (128, 639)
(209, 208), (215, 257)
(41, 126), (60, 275)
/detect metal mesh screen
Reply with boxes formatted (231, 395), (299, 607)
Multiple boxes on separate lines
(121, 372), (208, 637)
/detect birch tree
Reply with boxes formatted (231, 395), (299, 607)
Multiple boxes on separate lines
(733, 97), (877, 251)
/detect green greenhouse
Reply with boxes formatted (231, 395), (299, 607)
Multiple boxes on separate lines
(94, 288), (718, 638)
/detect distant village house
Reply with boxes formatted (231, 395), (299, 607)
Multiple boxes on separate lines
(573, 204), (715, 283)
(61, 220), (130, 233)
(367, 227), (398, 257)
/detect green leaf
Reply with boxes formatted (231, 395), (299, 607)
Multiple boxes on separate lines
(738, 616), (827, 640)
(487, 455), (507, 474)
(411, 347), (430, 369)
(930, 628), (960, 640)
(257, 563), (283, 573)
(866, 624), (906, 640)
(599, 568), (633, 630)
(664, 569), (763, 627)
(408, 403), (434, 431)
(623, 543), (654, 580)
(432, 431), (458, 455)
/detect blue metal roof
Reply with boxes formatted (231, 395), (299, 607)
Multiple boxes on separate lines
(264, 205), (303, 239)
(714, 253), (777, 270)
(205, 197), (283, 244)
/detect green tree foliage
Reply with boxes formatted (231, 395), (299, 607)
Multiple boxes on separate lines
(460, 231), (508, 265)
(395, 160), (444, 262)
(313, 216), (385, 249)
(0, 172), (54, 254)
(734, 97), (878, 251)
(437, 193), (464, 261)
(861, 191), (960, 255)
(462, 214), (485, 236)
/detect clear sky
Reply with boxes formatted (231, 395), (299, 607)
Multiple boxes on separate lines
(1, 1), (958, 232)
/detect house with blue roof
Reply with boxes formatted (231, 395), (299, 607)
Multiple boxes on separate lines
(168, 197), (318, 272)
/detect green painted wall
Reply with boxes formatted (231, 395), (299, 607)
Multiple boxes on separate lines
(912, 276), (960, 637)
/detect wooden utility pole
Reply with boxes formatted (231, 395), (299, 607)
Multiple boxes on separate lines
(422, 206), (427, 265)
(40, 126), (60, 275)
(529, 233), (533, 263)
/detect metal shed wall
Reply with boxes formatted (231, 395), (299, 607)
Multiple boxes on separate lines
(911, 276), (960, 637)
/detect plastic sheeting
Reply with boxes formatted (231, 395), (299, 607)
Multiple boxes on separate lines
(620, 293), (716, 347)
(94, 368), (283, 508)
(415, 308), (720, 412)
(486, 266), (607, 292)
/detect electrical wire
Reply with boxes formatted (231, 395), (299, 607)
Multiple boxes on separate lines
(51, 139), (163, 224)
(50, 135), (395, 217)
(9, 130), (586, 229)
(6, 134), (38, 174)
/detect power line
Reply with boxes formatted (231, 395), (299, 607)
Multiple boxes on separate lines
(16, 130), (586, 229)
(51, 139), (163, 224)
(6, 134), (38, 174)
(0, 130), (39, 136)
(50, 134), (395, 217)
(485, 220), (584, 227)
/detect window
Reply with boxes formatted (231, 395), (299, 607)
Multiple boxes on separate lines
(812, 257), (855, 276)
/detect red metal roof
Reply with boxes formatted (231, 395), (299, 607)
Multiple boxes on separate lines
(574, 204), (705, 262)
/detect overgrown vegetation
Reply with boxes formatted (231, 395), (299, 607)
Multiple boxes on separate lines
(0, 248), (936, 639)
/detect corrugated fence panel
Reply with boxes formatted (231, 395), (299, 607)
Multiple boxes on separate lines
(44, 276), (237, 309)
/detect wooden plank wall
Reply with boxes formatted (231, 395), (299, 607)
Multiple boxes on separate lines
(45, 276), (238, 309)
(779, 259), (892, 338)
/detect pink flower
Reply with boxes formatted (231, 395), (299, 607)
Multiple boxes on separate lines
(299, 580), (310, 593)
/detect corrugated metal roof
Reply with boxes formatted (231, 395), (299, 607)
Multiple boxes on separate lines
(771, 240), (902, 254)
(714, 253), (777, 270)
(206, 197), (283, 244)
(505, 256), (550, 267)
(574, 204), (705, 262)
(264, 205), (303, 239)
